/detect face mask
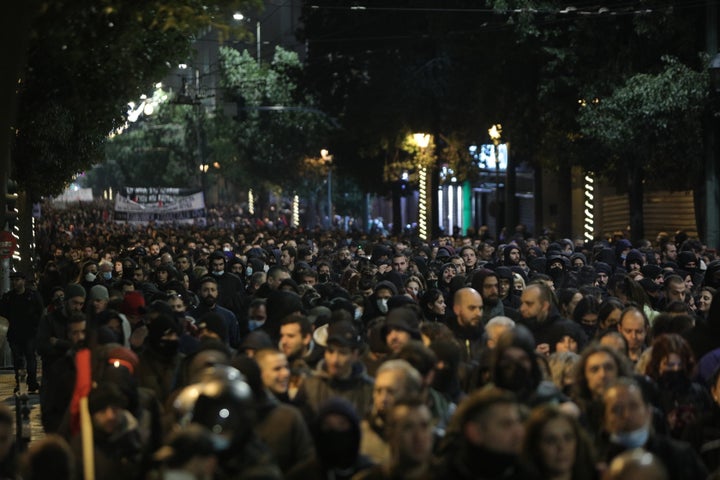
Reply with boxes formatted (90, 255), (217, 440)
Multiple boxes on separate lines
(248, 319), (265, 331)
(658, 370), (688, 390)
(610, 425), (649, 448)
(318, 273), (330, 283)
(223, 247), (232, 252)
(210, 434), (231, 452)
(155, 339), (179, 357)
(212, 270), (224, 277)
(246, 267), (253, 276)
(376, 298), (388, 314)
(580, 324), (598, 340)
(354, 308), (363, 320)
(496, 360), (533, 398)
(432, 367), (455, 393)
(102, 271), (112, 281)
(263, 264), (270, 273)
(85, 272), (96, 282)
(316, 430), (358, 468)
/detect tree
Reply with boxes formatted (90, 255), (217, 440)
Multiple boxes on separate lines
(12, 0), (258, 201)
(217, 45), (335, 215)
(578, 57), (708, 240)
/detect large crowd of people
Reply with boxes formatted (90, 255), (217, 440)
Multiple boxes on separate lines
(0, 200), (719, 479)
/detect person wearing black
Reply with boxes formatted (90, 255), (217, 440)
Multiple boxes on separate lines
(436, 387), (538, 480)
(0, 271), (44, 393)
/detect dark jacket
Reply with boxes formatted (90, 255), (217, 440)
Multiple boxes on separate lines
(297, 361), (374, 419)
(37, 307), (73, 367)
(255, 396), (315, 474)
(601, 432), (708, 480)
(0, 288), (44, 342)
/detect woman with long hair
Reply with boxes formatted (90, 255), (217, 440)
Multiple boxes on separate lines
(421, 288), (446, 323)
(522, 404), (598, 480)
(644, 333), (711, 438)
(697, 286), (716, 321)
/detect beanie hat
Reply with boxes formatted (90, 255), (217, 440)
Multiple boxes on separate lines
(120, 291), (146, 316)
(625, 249), (644, 266)
(641, 264), (663, 279)
(106, 345), (140, 374)
(594, 262), (612, 276)
(677, 251), (697, 269)
(374, 280), (398, 296)
(387, 294), (417, 311)
(65, 283), (86, 300)
(148, 313), (181, 342)
(89, 285), (109, 301)
(383, 307), (421, 340)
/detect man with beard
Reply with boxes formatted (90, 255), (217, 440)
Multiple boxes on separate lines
(502, 244), (522, 267)
(360, 359), (423, 464)
(382, 307), (422, 355)
(599, 378), (707, 479)
(436, 387), (534, 480)
(355, 397), (436, 480)
(37, 283), (86, 377)
(519, 282), (585, 356)
(447, 288), (484, 363)
(280, 245), (296, 273)
(207, 251), (246, 325)
(471, 269), (518, 325)
(190, 276), (240, 349)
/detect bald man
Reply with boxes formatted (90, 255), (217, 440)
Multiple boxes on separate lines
(447, 288), (484, 362)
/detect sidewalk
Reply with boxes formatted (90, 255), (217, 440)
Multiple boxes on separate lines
(0, 369), (44, 445)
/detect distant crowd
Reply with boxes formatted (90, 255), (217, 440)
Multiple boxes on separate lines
(0, 201), (718, 479)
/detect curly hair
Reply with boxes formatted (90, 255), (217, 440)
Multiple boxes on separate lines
(645, 333), (696, 381)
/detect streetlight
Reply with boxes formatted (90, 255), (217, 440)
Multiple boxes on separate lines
(488, 124), (502, 241)
(321, 149), (333, 229)
(233, 11), (263, 65)
(413, 133), (431, 241)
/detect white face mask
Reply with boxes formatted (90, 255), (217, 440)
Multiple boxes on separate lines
(377, 298), (388, 314)
(610, 425), (649, 448)
(354, 308), (363, 320)
(85, 272), (96, 282)
(263, 264), (270, 273)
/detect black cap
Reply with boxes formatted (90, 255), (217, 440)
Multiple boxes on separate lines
(327, 320), (362, 348)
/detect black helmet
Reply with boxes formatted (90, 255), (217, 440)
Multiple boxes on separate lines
(174, 365), (254, 451)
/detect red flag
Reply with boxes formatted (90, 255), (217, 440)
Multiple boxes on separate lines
(69, 348), (92, 435)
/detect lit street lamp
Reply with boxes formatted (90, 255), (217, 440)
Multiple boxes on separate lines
(488, 124), (502, 241)
(413, 133), (431, 240)
(321, 149), (333, 228)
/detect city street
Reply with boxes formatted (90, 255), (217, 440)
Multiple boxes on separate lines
(0, 368), (43, 447)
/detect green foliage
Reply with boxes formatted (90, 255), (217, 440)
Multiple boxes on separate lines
(217, 45), (333, 195)
(12, 0), (259, 200)
(578, 57), (709, 188)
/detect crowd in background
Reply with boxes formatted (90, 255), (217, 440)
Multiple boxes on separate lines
(0, 201), (719, 479)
